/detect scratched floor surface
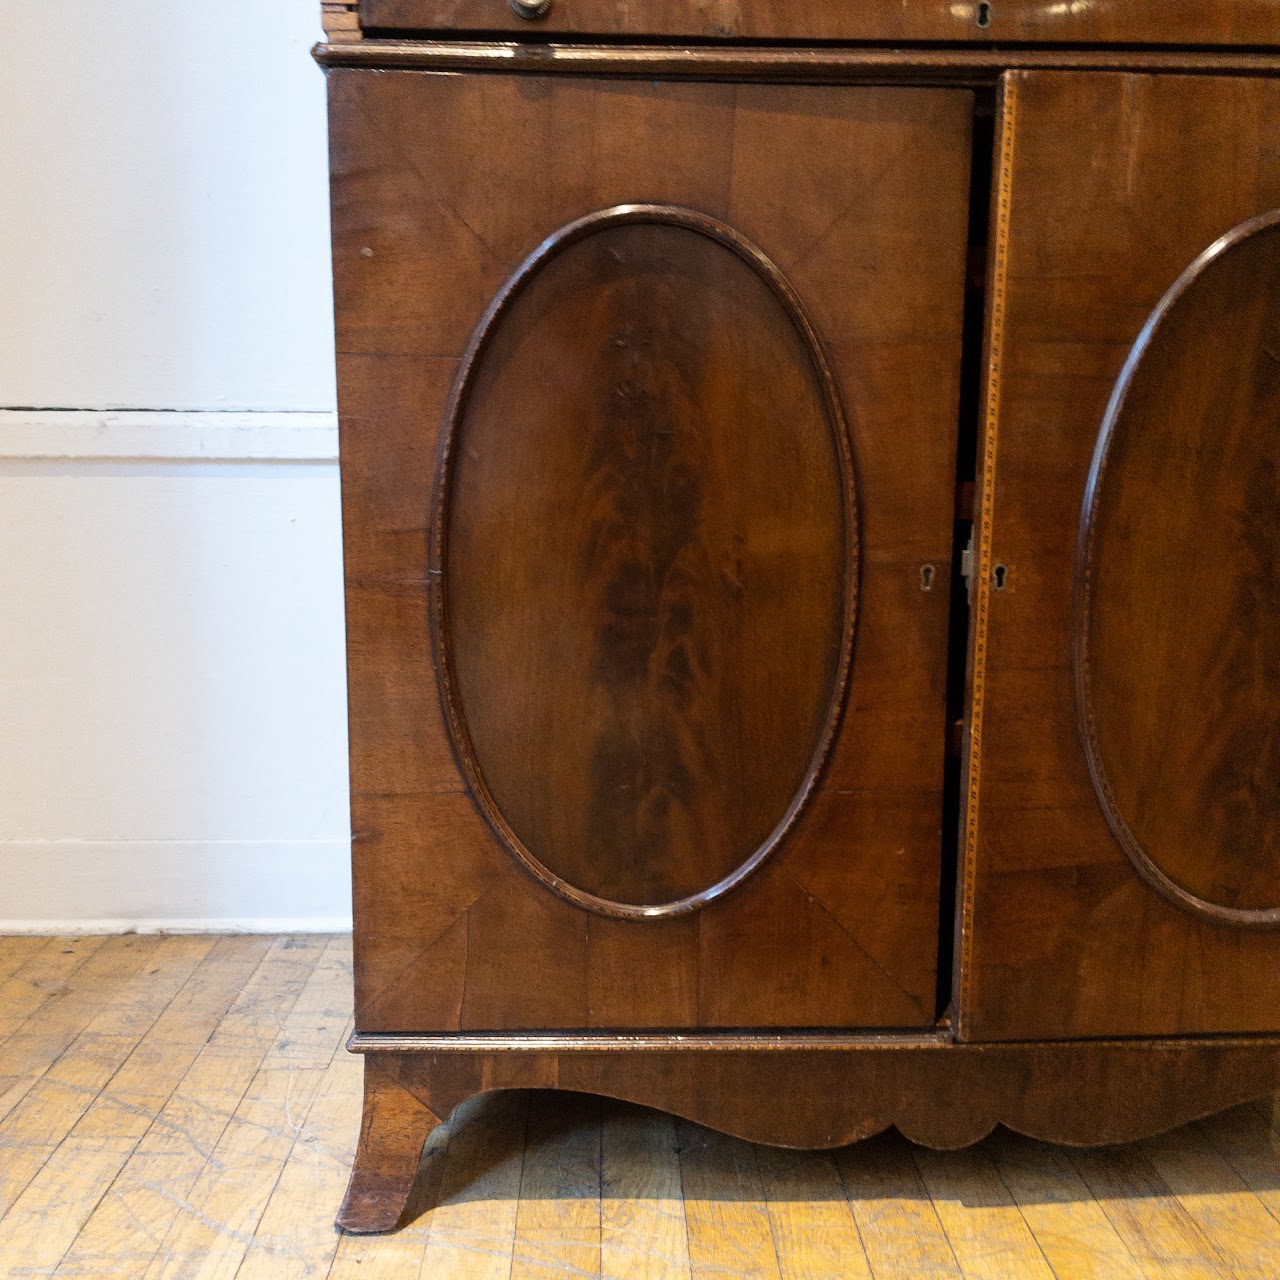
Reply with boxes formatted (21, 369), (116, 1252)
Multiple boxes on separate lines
(0, 933), (1278, 1278)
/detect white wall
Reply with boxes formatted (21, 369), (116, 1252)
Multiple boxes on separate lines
(0, 2), (350, 930)
(0, 0), (336, 410)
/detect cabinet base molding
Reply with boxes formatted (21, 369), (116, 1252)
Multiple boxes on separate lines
(336, 1035), (1280, 1233)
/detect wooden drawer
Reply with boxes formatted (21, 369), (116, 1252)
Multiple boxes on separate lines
(355, 0), (1280, 46)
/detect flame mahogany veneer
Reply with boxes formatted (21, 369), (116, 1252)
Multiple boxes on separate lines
(316, 4), (1280, 1234)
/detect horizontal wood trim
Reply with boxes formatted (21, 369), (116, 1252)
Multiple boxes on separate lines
(350, 1031), (1280, 1053)
(351, 1032), (952, 1052)
(342, 1036), (1280, 1160)
(314, 40), (1280, 81)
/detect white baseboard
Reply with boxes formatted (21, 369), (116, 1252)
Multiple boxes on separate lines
(0, 409), (338, 461)
(0, 839), (353, 934)
(0, 421), (350, 931)
(0, 918), (351, 935)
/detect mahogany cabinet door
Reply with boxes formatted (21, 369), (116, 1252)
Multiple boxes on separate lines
(330, 71), (973, 1032)
(960, 70), (1280, 1040)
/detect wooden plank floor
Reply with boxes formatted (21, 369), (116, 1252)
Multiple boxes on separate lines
(1, 935), (1278, 1278)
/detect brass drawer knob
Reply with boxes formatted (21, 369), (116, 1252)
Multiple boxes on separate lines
(509, 0), (551, 17)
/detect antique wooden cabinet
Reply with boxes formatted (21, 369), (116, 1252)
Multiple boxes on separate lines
(315, 1), (1280, 1233)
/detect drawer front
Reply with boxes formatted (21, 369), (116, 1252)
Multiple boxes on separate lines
(960, 70), (1280, 1040)
(331, 71), (972, 1032)
(357, 0), (1279, 47)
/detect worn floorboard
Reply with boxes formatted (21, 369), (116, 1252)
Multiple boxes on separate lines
(0, 934), (1275, 1279)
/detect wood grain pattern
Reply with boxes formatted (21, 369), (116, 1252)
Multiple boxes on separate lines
(321, 26), (1280, 1230)
(1068, 1145), (1227, 1276)
(985, 1132), (1148, 1280)
(1, 934), (1278, 1275)
(0, 937), (269, 1277)
(359, 1034), (1280, 1152)
(336, 1056), (444, 1234)
(0, 935), (51, 986)
(913, 1145), (1055, 1280)
(56, 936), (327, 1277)
(0, 935), (184, 1215)
(510, 1092), (601, 1279)
(356, 0), (1280, 47)
(600, 1101), (688, 1279)
(679, 1120), (783, 1280)
(415, 1089), (529, 1277)
(837, 1133), (962, 1278)
(334, 1030), (1280, 1230)
(1137, 1124), (1280, 1277)
(1076, 210), (1280, 927)
(435, 207), (853, 915)
(755, 1143), (872, 1280)
(0, 935), (168, 1058)
(959, 70), (1280, 1040)
(328, 1099), (454, 1277)
(330, 71), (971, 1032)
(232, 1034), (363, 1279)
(0, 934), (108, 1047)
(321, 1), (361, 42)
(142, 938), (352, 1278)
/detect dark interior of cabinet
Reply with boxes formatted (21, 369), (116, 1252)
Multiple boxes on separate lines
(936, 91), (994, 1022)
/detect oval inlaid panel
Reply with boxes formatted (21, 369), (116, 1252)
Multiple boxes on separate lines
(433, 206), (855, 917)
(1076, 210), (1280, 926)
